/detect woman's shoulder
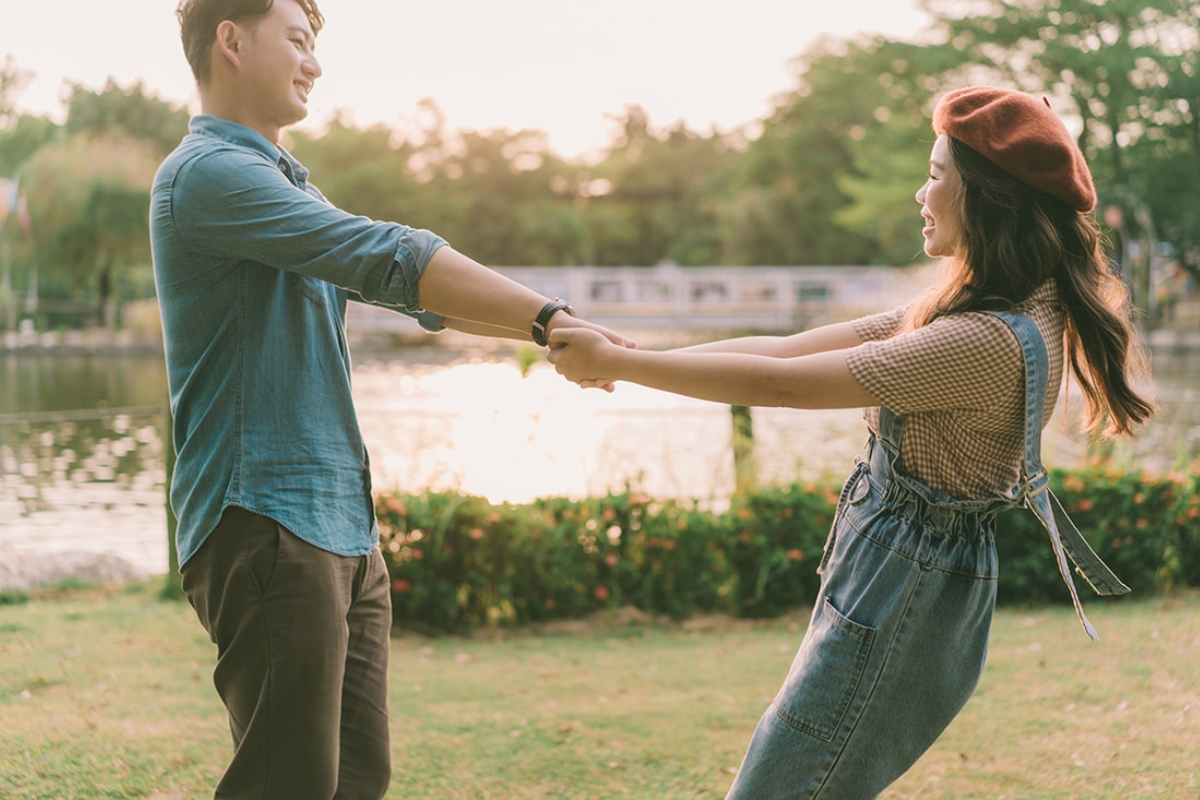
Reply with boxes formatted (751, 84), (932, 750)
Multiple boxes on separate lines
(933, 281), (1063, 345)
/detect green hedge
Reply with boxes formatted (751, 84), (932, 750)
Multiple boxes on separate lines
(375, 465), (1200, 633)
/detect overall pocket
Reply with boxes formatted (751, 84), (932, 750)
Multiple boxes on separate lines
(772, 596), (876, 741)
(819, 460), (872, 575)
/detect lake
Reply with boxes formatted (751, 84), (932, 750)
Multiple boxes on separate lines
(2, 337), (1197, 577)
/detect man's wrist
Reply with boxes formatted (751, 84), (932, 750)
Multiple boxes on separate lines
(531, 298), (575, 345)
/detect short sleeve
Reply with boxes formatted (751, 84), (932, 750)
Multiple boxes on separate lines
(846, 312), (1024, 415)
(853, 307), (906, 342)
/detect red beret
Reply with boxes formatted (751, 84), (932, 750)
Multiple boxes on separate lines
(933, 87), (1096, 213)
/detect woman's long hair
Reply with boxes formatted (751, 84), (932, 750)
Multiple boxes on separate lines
(904, 137), (1154, 437)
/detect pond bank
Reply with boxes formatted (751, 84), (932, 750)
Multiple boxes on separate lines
(0, 551), (149, 592)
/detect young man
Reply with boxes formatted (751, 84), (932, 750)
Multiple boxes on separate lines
(152, 1), (630, 797)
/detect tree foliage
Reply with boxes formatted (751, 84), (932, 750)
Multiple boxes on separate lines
(923, 0), (1200, 295)
(64, 78), (190, 158)
(0, 0), (1197, 323)
(0, 56), (60, 176)
(17, 134), (159, 324)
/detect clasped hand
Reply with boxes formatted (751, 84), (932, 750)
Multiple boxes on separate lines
(546, 327), (622, 391)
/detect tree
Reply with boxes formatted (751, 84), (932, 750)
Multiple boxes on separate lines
(587, 105), (740, 266)
(0, 56), (61, 176)
(17, 134), (158, 326)
(827, 36), (972, 266)
(64, 78), (190, 158)
(922, 0), (1200, 304)
(726, 36), (906, 266)
(291, 101), (591, 266)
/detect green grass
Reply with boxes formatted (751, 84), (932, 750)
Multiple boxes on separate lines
(1, 583), (1198, 799)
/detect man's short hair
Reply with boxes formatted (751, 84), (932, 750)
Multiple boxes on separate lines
(177, 0), (325, 85)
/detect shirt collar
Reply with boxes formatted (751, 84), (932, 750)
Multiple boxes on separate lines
(189, 115), (310, 185)
(189, 115), (280, 160)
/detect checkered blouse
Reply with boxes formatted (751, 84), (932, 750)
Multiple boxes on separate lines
(846, 280), (1065, 500)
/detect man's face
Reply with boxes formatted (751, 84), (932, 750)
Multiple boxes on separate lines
(235, 0), (322, 133)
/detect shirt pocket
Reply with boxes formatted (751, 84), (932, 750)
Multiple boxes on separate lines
(772, 596), (876, 741)
(287, 271), (331, 308)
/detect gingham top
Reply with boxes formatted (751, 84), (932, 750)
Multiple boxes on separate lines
(846, 280), (1065, 500)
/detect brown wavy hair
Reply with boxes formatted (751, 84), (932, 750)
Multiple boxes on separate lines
(904, 137), (1153, 437)
(177, 0), (325, 85)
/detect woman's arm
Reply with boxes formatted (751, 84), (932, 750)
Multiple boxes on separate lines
(547, 328), (880, 410)
(672, 320), (864, 358)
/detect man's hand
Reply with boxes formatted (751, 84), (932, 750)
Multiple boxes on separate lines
(544, 312), (636, 350)
(546, 327), (622, 391)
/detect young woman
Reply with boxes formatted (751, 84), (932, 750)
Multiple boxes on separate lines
(548, 87), (1153, 798)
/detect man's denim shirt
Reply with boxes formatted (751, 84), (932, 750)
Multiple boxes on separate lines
(151, 115), (446, 567)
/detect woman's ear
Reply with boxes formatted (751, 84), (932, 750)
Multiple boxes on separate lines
(213, 19), (243, 70)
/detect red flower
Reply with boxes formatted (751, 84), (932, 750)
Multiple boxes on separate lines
(787, 549), (804, 561)
(469, 527), (485, 540)
(605, 554), (619, 567)
(593, 585), (610, 601)
(392, 579), (412, 594)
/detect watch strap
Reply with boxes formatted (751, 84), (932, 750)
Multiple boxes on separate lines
(531, 298), (575, 346)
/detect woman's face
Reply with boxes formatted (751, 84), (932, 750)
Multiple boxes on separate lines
(915, 134), (965, 259)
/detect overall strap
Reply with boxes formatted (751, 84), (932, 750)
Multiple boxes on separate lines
(984, 311), (1130, 641)
(876, 405), (905, 460)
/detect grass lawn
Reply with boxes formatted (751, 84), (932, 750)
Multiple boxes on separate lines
(1, 582), (1197, 799)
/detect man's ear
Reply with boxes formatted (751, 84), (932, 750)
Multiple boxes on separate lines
(213, 20), (243, 70)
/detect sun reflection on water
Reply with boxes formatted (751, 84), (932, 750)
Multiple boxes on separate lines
(353, 357), (866, 506)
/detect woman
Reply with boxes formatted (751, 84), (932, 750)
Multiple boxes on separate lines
(548, 87), (1153, 798)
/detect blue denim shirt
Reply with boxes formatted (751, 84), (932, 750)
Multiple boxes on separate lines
(151, 115), (447, 567)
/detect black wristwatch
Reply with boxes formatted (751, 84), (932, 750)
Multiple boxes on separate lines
(531, 298), (575, 346)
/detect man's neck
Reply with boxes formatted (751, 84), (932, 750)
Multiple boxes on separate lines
(198, 91), (281, 145)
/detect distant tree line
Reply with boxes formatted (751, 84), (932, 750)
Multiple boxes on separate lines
(1, 0), (1196, 329)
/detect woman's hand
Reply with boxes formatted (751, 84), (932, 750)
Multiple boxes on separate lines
(546, 327), (621, 391)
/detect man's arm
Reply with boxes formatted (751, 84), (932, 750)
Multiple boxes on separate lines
(416, 246), (633, 348)
(174, 151), (632, 348)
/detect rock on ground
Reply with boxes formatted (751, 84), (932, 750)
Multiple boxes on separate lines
(0, 551), (148, 591)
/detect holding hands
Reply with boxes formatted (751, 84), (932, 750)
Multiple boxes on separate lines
(546, 326), (624, 391)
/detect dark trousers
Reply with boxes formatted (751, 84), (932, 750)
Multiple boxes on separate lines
(182, 506), (392, 800)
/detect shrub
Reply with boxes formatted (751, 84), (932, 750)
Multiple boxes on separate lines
(374, 463), (1199, 634)
(726, 483), (838, 618)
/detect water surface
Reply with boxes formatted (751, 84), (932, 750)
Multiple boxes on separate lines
(2, 343), (1196, 577)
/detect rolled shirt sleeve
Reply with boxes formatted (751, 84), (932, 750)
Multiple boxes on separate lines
(171, 146), (445, 313)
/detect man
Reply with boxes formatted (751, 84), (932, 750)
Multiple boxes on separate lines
(151, 1), (630, 797)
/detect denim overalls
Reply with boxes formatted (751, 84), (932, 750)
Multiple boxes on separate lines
(726, 311), (1129, 800)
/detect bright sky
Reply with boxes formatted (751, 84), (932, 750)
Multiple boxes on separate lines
(1, 0), (930, 158)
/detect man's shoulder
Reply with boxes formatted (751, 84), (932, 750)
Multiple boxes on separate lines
(156, 135), (276, 199)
